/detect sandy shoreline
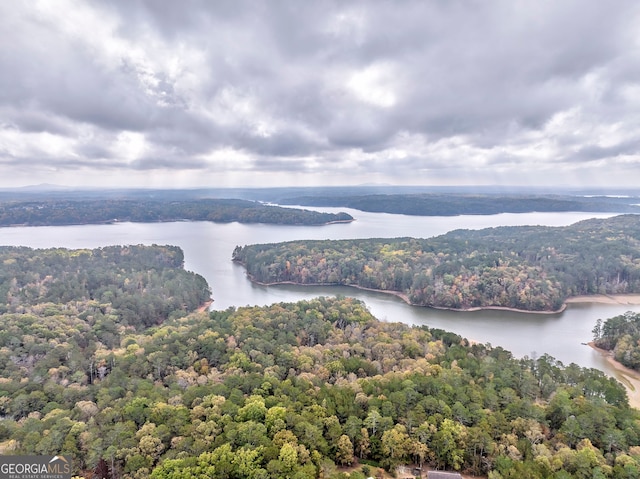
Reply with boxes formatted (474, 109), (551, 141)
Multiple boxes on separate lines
(588, 342), (640, 409)
(566, 294), (640, 306)
(571, 295), (640, 408)
(248, 275), (640, 314)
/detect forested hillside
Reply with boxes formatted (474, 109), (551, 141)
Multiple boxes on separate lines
(3, 246), (640, 478)
(0, 199), (353, 227)
(279, 193), (640, 216)
(0, 245), (211, 384)
(2, 286), (640, 478)
(233, 214), (640, 312)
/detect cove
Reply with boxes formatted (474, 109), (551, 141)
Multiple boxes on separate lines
(1, 209), (639, 380)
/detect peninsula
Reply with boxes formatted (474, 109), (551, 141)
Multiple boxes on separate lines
(233, 214), (640, 313)
(0, 198), (353, 227)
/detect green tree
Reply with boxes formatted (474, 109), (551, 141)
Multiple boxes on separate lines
(380, 425), (411, 470)
(433, 419), (467, 470)
(335, 435), (354, 466)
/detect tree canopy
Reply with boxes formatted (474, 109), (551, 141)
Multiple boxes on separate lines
(2, 245), (640, 478)
(0, 245), (211, 387)
(593, 311), (640, 371)
(0, 198), (353, 227)
(279, 193), (640, 216)
(233, 214), (640, 312)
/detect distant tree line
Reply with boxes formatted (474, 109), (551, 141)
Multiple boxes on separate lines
(280, 193), (640, 216)
(0, 199), (353, 227)
(233, 215), (640, 312)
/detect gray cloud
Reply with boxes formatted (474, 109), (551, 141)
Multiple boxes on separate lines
(130, 155), (210, 170)
(1, 0), (639, 188)
(572, 138), (640, 163)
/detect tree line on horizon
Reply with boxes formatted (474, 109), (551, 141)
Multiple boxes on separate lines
(0, 198), (353, 227)
(279, 193), (640, 216)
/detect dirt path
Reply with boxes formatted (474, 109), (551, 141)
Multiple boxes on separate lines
(196, 299), (213, 312)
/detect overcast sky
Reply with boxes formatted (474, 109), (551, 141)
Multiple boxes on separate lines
(2, 1), (640, 189)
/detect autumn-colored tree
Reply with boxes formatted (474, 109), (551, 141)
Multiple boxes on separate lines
(335, 435), (354, 466)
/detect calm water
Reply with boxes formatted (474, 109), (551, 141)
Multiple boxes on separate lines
(1, 210), (638, 377)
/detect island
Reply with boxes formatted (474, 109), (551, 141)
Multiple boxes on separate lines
(233, 214), (640, 312)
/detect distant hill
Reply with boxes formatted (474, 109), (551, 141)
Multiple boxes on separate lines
(0, 198), (353, 227)
(2, 186), (639, 219)
(277, 193), (640, 216)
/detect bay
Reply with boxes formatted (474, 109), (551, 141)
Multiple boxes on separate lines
(1, 209), (638, 378)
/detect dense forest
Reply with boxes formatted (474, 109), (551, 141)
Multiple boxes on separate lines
(2, 248), (640, 479)
(0, 245), (211, 330)
(0, 244), (211, 402)
(233, 214), (640, 312)
(593, 312), (640, 372)
(0, 199), (353, 227)
(1, 247), (639, 478)
(279, 193), (640, 216)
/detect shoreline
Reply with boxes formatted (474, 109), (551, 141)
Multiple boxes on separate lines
(246, 276), (574, 314)
(588, 341), (640, 409)
(565, 294), (640, 306)
(323, 219), (356, 225)
(247, 275), (640, 408)
(248, 276), (640, 313)
(0, 217), (355, 228)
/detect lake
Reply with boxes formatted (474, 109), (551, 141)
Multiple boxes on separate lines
(1, 209), (639, 378)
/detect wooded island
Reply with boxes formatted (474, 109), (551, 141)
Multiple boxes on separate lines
(233, 215), (640, 312)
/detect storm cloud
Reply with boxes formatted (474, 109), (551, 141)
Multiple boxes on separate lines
(1, 0), (639, 188)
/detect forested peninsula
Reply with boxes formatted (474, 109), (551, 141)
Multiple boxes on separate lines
(0, 245), (211, 331)
(0, 198), (353, 227)
(593, 312), (640, 372)
(233, 214), (640, 312)
(1, 247), (640, 478)
(279, 193), (640, 216)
